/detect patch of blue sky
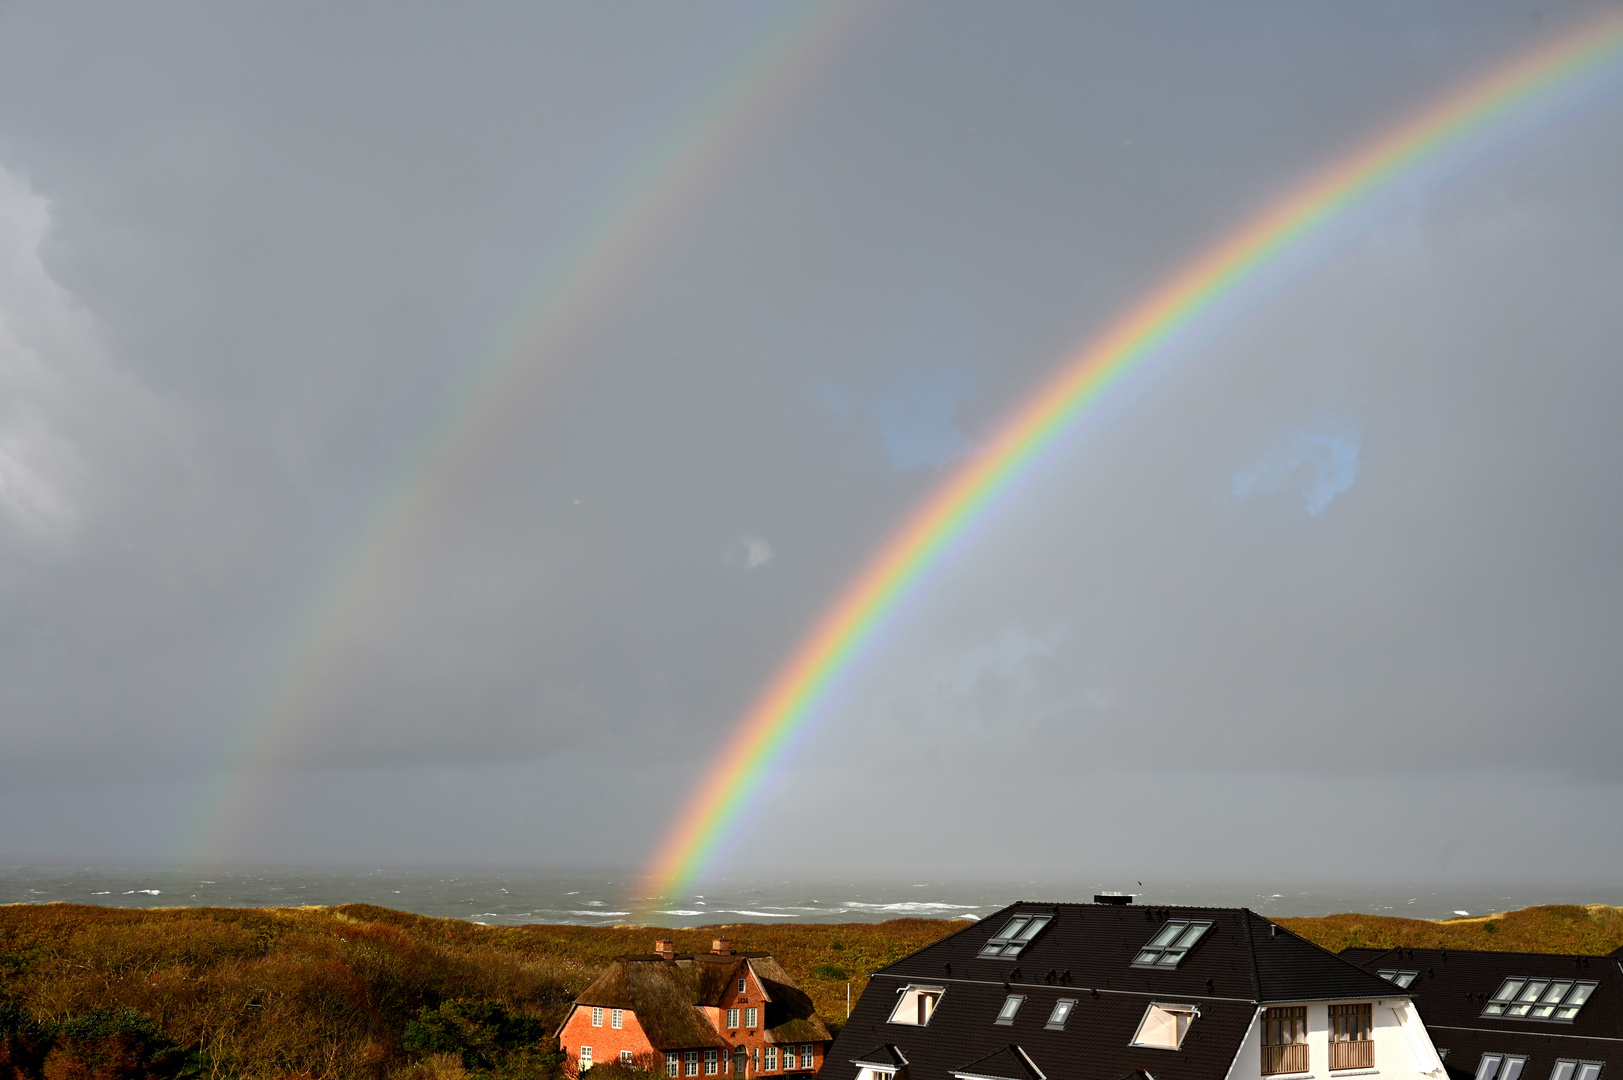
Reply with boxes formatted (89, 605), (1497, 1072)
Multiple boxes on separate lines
(820, 361), (976, 471)
(1232, 413), (1362, 517)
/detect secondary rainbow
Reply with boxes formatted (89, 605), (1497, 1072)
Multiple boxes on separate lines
(182, 0), (876, 860)
(642, 10), (1623, 903)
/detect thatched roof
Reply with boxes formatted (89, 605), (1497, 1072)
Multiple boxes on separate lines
(572, 959), (728, 1050)
(568, 952), (831, 1051)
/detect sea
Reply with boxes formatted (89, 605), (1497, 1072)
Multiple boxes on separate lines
(2, 864), (1619, 928)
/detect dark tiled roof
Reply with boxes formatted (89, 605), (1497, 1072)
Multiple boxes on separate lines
(953, 1044), (1047, 1080)
(851, 1045), (910, 1069)
(1342, 946), (1623, 1076)
(824, 902), (1410, 1080)
(876, 903), (1400, 1004)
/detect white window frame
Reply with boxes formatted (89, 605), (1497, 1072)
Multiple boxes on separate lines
(1377, 969), (1419, 988)
(622, 1052), (634, 1065)
(746, 1007), (757, 1029)
(686, 1051), (700, 1077)
(667, 1053), (680, 1077)
(739, 977), (748, 993)
(801, 1046), (814, 1069)
(581, 1047), (594, 1071)
(705, 1050), (719, 1075)
(728, 1009), (740, 1029)
(1046, 998), (1077, 1030)
(764, 1047), (778, 1071)
(888, 984), (946, 1026)
(592, 1007), (604, 1027)
(612, 1009), (624, 1030)
(1130, 1001), (1198, 1050)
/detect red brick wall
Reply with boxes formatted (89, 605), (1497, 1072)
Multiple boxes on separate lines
(559, 1004), (662, 1077)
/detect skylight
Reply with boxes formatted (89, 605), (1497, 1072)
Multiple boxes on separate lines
(1132, 920), (1212, 968)
(1549, 1061), (1602, 1080)
(1482, 978), (1599, 1022)
(979, 914), (1053, 958)
(994, 995), (1025, 1025)
(1378, 970), (1419, 988)
(1045, 1000), (1076, 1031)
(1131, 1003), (1197, 1050)
(1476, 1054), (1527, 1080)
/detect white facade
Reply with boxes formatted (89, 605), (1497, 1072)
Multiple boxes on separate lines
(1224, 999), (1446, 1080)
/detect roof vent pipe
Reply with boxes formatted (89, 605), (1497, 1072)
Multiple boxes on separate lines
(1270, 924), (1280, 937)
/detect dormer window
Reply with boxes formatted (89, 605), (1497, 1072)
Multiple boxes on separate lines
(1378, 969), (1419, 988)
(889, 985), (945, 1026)
(1482, 978), (1598, 1022)
(1132, 919), (1212, 968)
(1131, 1002), (1197, 1050)
(979, 914), (1053, 957)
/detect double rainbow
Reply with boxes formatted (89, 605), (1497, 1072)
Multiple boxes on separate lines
(642, 9), (1623, 903)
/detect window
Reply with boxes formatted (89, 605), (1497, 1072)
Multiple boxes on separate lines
(801, 1046), (814, 1069)
(995, 995), (1025, 1025)
(1329, 1004), (1373, 1071)
(668, 1053), (680, 1077)
(739, 978), (748, 994)
(705, 1050), (719, 1076)
(1262, 1006), (1308, 1075)
(746, 1008), (758, 1029)
(1132, 1002), (1197, 1050)
(1132, 920), (1213, 968)
(581, 1048), (594, 1071)
(888, 985), (945, 1026)
(728, 1009), (740, 1029)
(979, 914), (1053, 957)
(592, 1007), (604, 1027)
(1046, 999), (1077, 1030)
(686, 1051), (700, 1077)
(764, 1047), (778, 1071)
(1483, 979), (1599, 1022)
(612, 1009), (624, 1030)
(1551, 1061), (1603, 1080)
(1377, 969), (1419, 988)
(1475, 1054), (1528, 1080)
(622, 1053), (634, 1065)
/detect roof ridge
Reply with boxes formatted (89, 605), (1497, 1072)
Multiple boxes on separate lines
(1241, 908), (1262, 1001)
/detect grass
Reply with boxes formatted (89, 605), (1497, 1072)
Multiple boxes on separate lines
(1, 901), (1617, 1079)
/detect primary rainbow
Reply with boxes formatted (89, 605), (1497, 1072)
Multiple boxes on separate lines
(183, 0), (875, 860)
(642, 9), (1623, 903)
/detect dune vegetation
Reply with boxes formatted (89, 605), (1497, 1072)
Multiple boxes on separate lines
(1, 901), (1617, 1079)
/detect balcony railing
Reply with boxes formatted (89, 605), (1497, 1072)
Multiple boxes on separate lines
(1262, 1044), (1310, 1075)
(1330, 1041), (1374, 1071)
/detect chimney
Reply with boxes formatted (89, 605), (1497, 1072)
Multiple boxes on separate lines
(711, 937), (732, 956)
(654, 939), (675, 959)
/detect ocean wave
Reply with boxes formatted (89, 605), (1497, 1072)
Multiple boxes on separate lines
(716, 910), (797, 918)
(839, 901), (982, 913)
(658, 910), (708, 916)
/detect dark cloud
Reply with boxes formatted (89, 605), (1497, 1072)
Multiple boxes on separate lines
(0, 1), (1619, 881)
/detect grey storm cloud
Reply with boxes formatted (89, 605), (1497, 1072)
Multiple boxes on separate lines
(0, 0), (1620, 883)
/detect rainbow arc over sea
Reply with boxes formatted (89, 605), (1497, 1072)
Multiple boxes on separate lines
(641, 9), (1623, 905)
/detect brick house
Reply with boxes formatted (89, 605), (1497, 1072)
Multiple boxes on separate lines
(558, 937), (833, 1078)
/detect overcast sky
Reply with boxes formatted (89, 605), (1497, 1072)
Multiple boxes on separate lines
(2, 1), (1622, 889)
